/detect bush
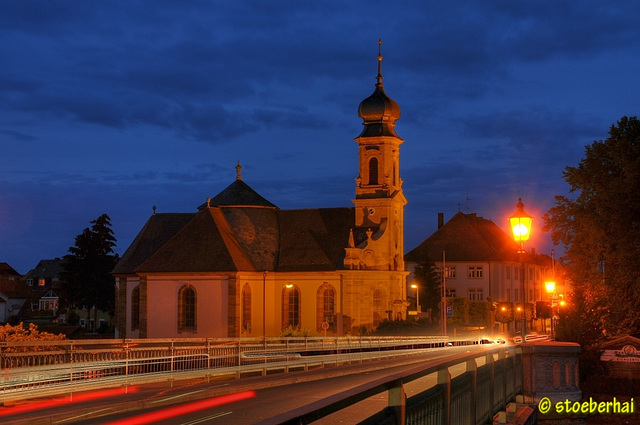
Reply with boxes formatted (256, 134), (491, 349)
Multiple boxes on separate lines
(279, 325), (312, 337)
(0, 323), (66, 352)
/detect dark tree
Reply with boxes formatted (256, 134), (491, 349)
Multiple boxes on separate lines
(412, 257), (443, 321)
(543, 116), (640, 344)
(61, 214), (117, 329)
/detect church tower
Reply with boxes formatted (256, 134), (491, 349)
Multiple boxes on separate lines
(345, 40), (407, 272)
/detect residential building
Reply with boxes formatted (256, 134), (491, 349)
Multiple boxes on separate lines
(0, 262), (28, 324)
(405, 212), (553, 333)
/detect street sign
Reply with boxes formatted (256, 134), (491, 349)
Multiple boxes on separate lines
(446, 305), (453, 317)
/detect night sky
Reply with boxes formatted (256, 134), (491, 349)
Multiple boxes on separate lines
(1, 1), (639, 273)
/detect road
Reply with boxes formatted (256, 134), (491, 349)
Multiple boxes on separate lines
(0, 345), (492, 425)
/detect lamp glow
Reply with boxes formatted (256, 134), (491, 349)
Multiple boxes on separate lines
(509, 198), (533, 247)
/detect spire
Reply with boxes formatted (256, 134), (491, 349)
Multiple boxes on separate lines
(376, 38), (383, 88)
(235, 160), (242, 181)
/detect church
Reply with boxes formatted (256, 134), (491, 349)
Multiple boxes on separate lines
(113, 44), (409, 338)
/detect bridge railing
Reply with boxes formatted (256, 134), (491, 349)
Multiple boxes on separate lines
(255, 344), (524, 425)
(0, 336), (478, 403)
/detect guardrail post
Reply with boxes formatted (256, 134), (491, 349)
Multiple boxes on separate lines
(466, 359), (477, 425)
(388, 379), (406, 425)
(438, 367), (451, 425)
(487, 353), (495, 418)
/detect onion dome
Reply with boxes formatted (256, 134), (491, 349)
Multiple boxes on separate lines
(357, 39), (401, 138)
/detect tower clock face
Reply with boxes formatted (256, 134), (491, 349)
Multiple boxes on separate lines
(367, 207), (376, 215)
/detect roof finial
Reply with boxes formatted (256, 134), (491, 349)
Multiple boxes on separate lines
(235, 160), (242, 181)
(376, 38), (383, 87)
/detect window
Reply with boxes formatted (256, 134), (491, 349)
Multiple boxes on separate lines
(282, 285), (300, 329)
(514, 267), (519, 279)
(445, 288), (456, 297)
(131, 285), (140, 331)
(178, 285), (196, 331)
(514, 289), (519, 301)
(38, 278), (46, 287)
(288, 288), (300, 327)
(506, 266), (511, 280)
(317, 284), (336, 332)
(369, 157), (379, 185)
(27, 278), (33, 286)
(506, 288), (511, 301)
(242, 284), (251, 332)
(468, 288), (484, 301)
(445, 266), (456, 279)
(39, 299), (58, 311)
(467, 266), (484, 279)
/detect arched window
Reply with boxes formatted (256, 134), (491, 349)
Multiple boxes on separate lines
(282, 285), (300, 329)
(369, 157), (379, 185)
(316, 284), (336, 332)
(131, 285), (140, 331)
(178, 285), (196, 332)
(242, 284), (251, 333)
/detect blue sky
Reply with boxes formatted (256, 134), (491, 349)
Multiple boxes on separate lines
(1, 1), (638, 273)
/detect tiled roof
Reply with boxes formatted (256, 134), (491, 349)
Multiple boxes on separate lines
(277, 208), (354, 271)
(199, 180), (277, 209)
(115, 178), (354, 274)
(0, 279), (31, 299)
(24, 258), (65, 280)
(0, 262), (21, 278)
(405, 211), (520, 263)
(112, 213), (196, 274)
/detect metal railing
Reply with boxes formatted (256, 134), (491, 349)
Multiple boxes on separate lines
(0, 336), (477, 403)
(256, 344), (524, 425)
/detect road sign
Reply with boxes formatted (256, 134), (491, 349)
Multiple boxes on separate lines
(321, 321), (329, 330)
(446, 305), (453, 317)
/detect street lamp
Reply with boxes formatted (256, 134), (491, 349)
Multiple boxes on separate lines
(410, 283), (421, 313)
(509, 198), (533, 341)
(545, 280), (557, 340)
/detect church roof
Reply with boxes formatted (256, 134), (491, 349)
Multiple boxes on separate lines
(198, 162), (278, 209)
(120, 206), (354, 274)
(112, 213), (196, 274)
(114, 172), (354, 274)
(201, 179), (278, 209)
(357, 39), (401, 139)
(405, 211), (520, 263)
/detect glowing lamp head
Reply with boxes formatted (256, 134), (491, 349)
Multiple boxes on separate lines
(509, 198), (533, 244)
(410, 284), (418, 289)
(545, 281), (556, 294)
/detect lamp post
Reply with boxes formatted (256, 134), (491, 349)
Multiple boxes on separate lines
(545, 280), (556, 340)
(410, 283), (421, 313)
(509, 198), (533, 341)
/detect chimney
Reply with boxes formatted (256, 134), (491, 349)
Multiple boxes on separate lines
(438, 213), (444, 229)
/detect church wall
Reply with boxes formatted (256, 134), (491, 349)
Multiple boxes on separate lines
(144, 274), (229, 338)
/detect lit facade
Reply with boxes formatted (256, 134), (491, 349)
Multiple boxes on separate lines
(405, 212), (553, 332)
(113, 46), (408, 338)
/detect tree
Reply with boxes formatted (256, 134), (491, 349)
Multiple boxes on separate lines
(412, 257), (443, 321)
(61, 214), (117, 330)
(543, 116), (640, 344)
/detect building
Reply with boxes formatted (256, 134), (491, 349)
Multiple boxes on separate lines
(113, 45), (408, 338)
(0, 262), (28, 324)
(405, 211), (553, 333)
